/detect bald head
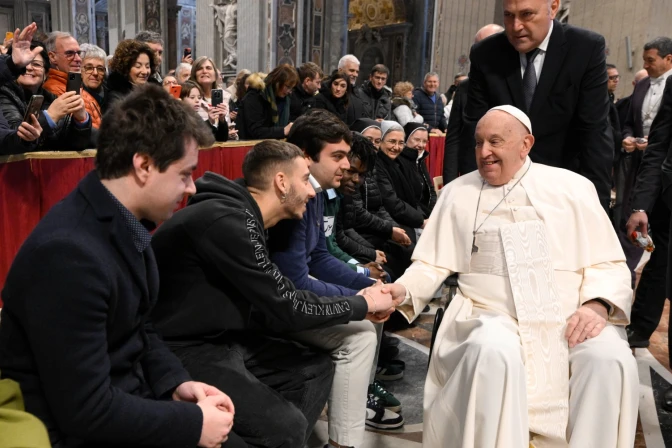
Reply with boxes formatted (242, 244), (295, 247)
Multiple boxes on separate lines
(474, 24), (505, 44)
(634, 69), (649, 85)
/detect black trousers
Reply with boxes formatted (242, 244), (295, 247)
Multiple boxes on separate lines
(171, 332), (334, 448)
(629, 198), (671, 339)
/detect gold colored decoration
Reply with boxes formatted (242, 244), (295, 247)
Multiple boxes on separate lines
(348, 0), (406, 31)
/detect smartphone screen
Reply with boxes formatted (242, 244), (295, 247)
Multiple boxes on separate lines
(5, 32), (13, 41)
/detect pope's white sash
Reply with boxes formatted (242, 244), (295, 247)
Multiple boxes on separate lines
(501, 220), (569, 443)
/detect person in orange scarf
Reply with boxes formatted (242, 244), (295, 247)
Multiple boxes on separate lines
(42, 31), (102, 129)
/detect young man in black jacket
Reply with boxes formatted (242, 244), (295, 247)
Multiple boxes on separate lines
(289, 62), (322, 121)
(0, 81), (240, 447)
(151, 139), (400, 447)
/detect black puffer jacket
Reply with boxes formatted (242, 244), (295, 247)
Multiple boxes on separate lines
(356, 81), (391, 120)
(336, 191), (394, 262)
(357, 169), (396, 225)
(375, 150), (425, 229)
(104, 70), (134, 111)
(0, 81), (91, 151)
(412, 87), (447, 132)
(398, 147), (437, 218)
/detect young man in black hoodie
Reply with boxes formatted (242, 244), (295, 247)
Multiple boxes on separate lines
(151, 140), (399, 447)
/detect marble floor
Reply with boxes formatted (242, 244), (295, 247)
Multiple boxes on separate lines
(311, 292), (672, 447)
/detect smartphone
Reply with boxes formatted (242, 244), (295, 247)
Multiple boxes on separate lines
(66, 72), (81, 93)
(5, 32), (13, 41)
(169, 84), (182, 99)
(635, 137), (648, 144)
(23, 95), (44, 122)
(183, 47), (191, 58)
(211, 89), (224, 108)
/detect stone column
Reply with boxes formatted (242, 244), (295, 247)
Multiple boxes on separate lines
(323, 0), (348, 74)
(237, 0), (270, 72)
(195, 0), (216, 65)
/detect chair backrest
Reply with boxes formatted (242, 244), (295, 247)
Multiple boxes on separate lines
(433, 176), (443, 192)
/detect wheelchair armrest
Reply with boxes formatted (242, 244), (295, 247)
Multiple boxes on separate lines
(444, 273), (458, 287)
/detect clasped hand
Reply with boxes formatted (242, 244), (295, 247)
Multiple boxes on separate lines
(174, 381), (235, 448)
(358, 281), (405, 323)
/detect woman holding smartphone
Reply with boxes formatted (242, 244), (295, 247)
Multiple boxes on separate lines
(0, 40), (91, 152)
(179, 80), (229, 142)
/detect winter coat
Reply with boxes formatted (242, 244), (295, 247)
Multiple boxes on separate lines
(43, 68), (102, 128)
(412, 87), (447, 132)
(0, 80), (92, 152)
(375, 150), (425, 229)
(356, 81), (391, 120)
(237, 73), (287, 140)
(391, 96), (423, 126)
(398, 147), (437, 218)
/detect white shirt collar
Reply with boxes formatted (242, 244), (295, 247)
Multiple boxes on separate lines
(309, 174), (323, 194)
(651, 67), (672, 85)
(537, 20), (553, 53)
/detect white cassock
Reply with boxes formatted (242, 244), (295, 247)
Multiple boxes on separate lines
(396, 157), (639, 448)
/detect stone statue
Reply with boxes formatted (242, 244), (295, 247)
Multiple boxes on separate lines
(212, 0), (237, 70)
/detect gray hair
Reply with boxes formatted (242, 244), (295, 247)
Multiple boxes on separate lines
(135, 30), (164, 46)
(80, 44), (107, 62)
(644, 37), (672, 58)
(338, 54), (360, 69)
(423, 72), (440, 82)
(45, 31), (74, 52)
(175, 62), (192, 79)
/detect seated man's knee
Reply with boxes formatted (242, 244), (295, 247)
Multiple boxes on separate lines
(574, 342), (636, 379)
(264, 404), (309, 448)
(463, 338), (523, 374)
(339, 321), (378, 355)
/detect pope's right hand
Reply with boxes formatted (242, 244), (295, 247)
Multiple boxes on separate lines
(622, 137), (636, 153)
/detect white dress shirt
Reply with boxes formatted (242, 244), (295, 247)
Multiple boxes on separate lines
(641, 67), (672, 136)
(519, 21), (554, 82)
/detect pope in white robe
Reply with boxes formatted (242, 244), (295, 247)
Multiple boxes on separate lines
(385, 105), (639, 448)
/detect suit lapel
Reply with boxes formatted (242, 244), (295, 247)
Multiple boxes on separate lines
(633, 78), (651, 134)
(504, 42), (526, 109)
(109, 221), (150, 309)
(530, 21), (568, 116)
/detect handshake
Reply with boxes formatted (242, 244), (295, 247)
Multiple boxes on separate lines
(358, 282), (407, 323)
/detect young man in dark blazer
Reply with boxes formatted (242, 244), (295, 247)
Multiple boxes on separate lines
(0, 82), (242, 447)
(462, 0), (614, 210)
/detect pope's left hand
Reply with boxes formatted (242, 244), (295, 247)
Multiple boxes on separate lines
(174, 381), (234, 412)
(565, 301), (608, 348)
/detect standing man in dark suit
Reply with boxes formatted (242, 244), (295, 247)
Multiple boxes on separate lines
(628, 76), (672, 410)
(462, 0), (614, 209)
(0, 82), (243, 447)
(616, 69), (649, 132)
(624, 37), (672, 350)
(443, 23), (504, 183)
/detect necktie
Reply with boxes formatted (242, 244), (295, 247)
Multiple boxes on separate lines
(523, 48), (541, 111)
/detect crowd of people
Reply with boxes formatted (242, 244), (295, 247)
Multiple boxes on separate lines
(1, 0), (672, 445)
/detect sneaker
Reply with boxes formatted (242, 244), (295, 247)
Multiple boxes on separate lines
(375, 362), (404, 381)
(366, 393), (404, 430)
(369, 380), (402, 412)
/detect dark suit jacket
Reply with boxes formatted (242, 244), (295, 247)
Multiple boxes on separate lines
(0, 172), (202, 447)
(642, 77), (672, 212)
(622, 77), (651, 139)
(616, 95), (632, 133)
(462, 20), (614, 209)
(443, 78), (468, 183)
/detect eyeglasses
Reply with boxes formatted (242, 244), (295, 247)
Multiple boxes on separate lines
(26, 61), (45, 70)
(383, 139), (404, 147)
(83, 65), (106, 75)
(56, 50), (83, 59)
(608, 75), (621, 81)
(163, 79), (178, 86)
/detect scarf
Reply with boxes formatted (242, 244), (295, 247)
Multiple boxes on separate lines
(261, 79), (290, 128)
